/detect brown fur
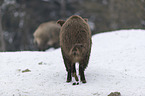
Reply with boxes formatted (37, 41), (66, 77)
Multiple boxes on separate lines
(57, 15), (92, 83)
(33, 21), (60, 51)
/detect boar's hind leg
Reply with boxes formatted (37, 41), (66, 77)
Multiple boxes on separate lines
(79, 64), (86, 83)
(64, 58), (72, 82)
(61, 50), (72, 82)
(67, 67), (72, 82)
(79, 54), (90, 83)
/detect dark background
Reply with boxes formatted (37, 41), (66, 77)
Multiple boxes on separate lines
(0, 0), (145, 51)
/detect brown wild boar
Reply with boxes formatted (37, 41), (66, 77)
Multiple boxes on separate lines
(57, 15), (92, 84)
(33, 21), (60, 51)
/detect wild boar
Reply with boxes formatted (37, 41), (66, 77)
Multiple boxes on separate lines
(57, 15), (92, 84)
(33, 21), (60, 51)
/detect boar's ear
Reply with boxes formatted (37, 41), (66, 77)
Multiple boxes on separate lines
(57, 20), (65, 26)
(84, 18), (88, 22)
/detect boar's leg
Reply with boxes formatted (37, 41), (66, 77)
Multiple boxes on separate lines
(64, 58), (72, 82)
(79, 64), (86, 83)
(61, 49), (72, 82)
(67, 67), (72, 82)
(79, 54), (90, 83)
(72, 64), (79, 82)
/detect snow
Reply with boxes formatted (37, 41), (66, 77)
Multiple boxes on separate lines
(1, 29), (145, 96)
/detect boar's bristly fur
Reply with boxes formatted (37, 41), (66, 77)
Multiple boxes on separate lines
(57, 15), (92, 83)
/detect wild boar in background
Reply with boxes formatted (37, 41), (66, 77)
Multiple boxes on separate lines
(33, 21), (60, 51)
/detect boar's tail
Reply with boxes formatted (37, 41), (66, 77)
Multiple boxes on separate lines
(70, 44), (84, 56)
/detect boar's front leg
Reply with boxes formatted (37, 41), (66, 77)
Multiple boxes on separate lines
(72, 63), (79, 82)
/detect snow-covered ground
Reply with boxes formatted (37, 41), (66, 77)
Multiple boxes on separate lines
(1, 29), (145, 96)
